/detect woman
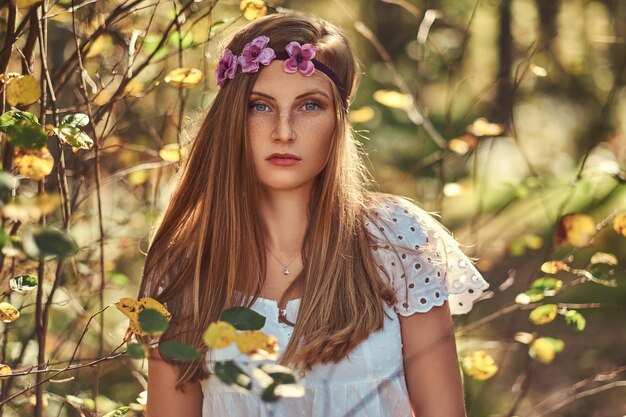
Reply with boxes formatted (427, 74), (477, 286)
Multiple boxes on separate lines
(139, 12), (488, 417)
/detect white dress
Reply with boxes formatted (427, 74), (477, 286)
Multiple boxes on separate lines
(201, 195), (490, 417)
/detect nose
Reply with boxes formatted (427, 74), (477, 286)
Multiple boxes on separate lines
(273, 113), (295, 143)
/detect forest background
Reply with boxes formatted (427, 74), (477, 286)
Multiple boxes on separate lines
(0, 0), (624, 416)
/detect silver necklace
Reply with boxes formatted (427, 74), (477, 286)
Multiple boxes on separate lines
(267, 247), (299, 276)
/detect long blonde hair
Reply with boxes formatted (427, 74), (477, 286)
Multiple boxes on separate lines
(139, 12), (395, 388)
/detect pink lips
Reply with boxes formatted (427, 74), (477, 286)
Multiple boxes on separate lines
(266, 153), (302, 167)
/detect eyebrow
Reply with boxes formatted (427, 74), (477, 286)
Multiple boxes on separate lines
(250, 89), (331, 100)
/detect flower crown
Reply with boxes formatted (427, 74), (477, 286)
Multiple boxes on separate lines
(215, 35), (349, 110)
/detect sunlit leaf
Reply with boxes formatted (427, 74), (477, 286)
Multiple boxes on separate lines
(529, 64), (548, 77)
(614, 213), (626, 237)
(0, 302), (20, 323)
(168, 31), (194, 49)
(524, 234), (543, 250)
(514, 332), (535, 345)
(204, 321), (237, 348)
(139, 297), (171, 320)
(61, 113), (89, 128)
(55, 125), (94, 150)
(214, 361), (252, 391)
(0, 110), (38, 131)
(531, 277), (563, 292)
(159, 144), (181, 162)
(589, 252), (617, 266)
(448, 135), (478, 154)
(127, 342), (147, 359)
(220, 306), (266, 331)
(235, 331), (278, 360)
(240, 0), (267, 20)
(12, 0), (42, 8)
(115, 298), (143, 322)
(108, 271), (130, 286)
(348, 106), (375, 124)
(86, 34), (115, 58)
(564, 310), (586, 332)
(0, 364), (12, 376)
(14, 148), (54, 180)
(128, 169), (149, 185)
(164, 68), (204, 88)
(540, 260), (568, 274)
(529, 337), (564, 364)
(461, 351), (498, 381)
(138, 308), (170, 336)
(6, 74), (41, 106)
(159, 341), (201, 361)
(466, 118), (504, 137)
(102, 406), (129, 417)
(6, 120), (47, 150)
(529, 304), (558, 325)
(556, 213), (596, 247)
(9, 274), (38, 293)
(373, 90), (413, 109)
(2, 193), (62, 223)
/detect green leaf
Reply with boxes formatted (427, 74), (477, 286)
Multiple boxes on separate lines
(6, 119), (47, 149)
(0, 110), (38, 131)
(127, 342), (147, 359)
(0, 227), (9, 248)
(138, 308), (170, 336)
(168, 31), (194, 49)
(261, 382), (280, 402)
(564, 310), (586, 332)
(9, 274), (38, 293)
(530, 277), (563, 292)
(220, 307), (265, 331)
(25, 228), (78, 258)
(56, 125), (94, 150)
(60, 113), (89, 128)
(102, 406), (129, 417)
(0, 172), (18, 204)
(107, 271), (130, 286)
(141, 34), (169, 59)
(258, 363), (297, 384)
(529, 304), (558, 325)
(159, 341), (200, 361)
(214, 361), (252, 391)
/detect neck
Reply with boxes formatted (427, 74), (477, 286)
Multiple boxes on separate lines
(258, 187), (311, 253)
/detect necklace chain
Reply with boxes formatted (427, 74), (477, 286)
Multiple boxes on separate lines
(267, 247), (299, 276)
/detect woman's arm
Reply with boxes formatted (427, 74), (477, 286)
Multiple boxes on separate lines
(146, 350), (203, 417)
(399, 301), (467, 417)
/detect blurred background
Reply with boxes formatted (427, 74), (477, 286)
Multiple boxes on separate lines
(0, 0), (624, 416)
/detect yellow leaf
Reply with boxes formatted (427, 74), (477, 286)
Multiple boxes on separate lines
(124, 78), (144, 97)
(12, 0), (42, 8)
(139, 297), (171, 320)
(240, 0), (267, 20)
(128, 169), (149, 185)
(540, 261), (568, 274)
(373, 90), (413, 109)
(556, 213), (596, 247)
(613, 213), (626, 237)
(529, 337), (564, 364)
(529, 64), (548, 77)
(14, 148), (54, 180)
(86, 34), (115, 59)
(461, 351), (498, 381)
(348, 106), (375, 124)
(524, 234), (543, 250)
(203, 321), (237, 349)
(466, 118), (505, 137)
(589, 252), (618, 266)
(115, 298), (143, 322)
(234, 331), (278, 359)
(0, 364), (12, 376)
(129, 320), (147, 337)
(0, 302), (20, 323)
(529, 304), (558, 325)
(6, 75), (41, 106)
(159, 144), (181, 162)
(164, 68), (204, 88)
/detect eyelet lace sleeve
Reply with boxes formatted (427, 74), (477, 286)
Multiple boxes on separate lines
(365, 195), (489, 315)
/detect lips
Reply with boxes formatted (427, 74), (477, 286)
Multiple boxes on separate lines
(266, 153), (302, 166)
(266, 153), (302, 161)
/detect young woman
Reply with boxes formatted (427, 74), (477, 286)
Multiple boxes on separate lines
(139, 12), (488, 417)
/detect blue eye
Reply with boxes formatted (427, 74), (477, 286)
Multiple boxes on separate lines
(303, 102), (320, 111)
(250, 102), (269, 112)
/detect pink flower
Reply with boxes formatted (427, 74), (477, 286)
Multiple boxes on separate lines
(215, 48), (238, 87)
(238, 35), (276, 73)
(283, 42), (316, 76)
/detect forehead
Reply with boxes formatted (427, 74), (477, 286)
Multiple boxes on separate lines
(251, 61), (334, 97)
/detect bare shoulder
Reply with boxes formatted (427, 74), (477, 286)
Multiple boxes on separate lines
(146, 350), (203, 417)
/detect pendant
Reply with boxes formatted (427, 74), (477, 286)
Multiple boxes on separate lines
(283, 266), (290, 276)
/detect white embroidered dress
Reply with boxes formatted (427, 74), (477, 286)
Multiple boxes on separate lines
(201, 196), (489, 417)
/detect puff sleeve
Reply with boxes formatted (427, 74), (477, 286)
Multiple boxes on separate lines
(365, 195), (489, 315)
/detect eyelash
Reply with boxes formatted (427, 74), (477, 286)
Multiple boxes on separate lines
(249, 100), (323, 113)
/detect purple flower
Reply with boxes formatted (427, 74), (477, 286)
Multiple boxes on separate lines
(238, 35), (276, 73)
(283, 42), (316, 76)
(215, 48), (238, 87)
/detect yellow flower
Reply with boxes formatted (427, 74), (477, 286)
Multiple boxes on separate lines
(462, 351), (498, 381)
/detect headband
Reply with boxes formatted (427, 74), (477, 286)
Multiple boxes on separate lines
(215, 35), (349, 111)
